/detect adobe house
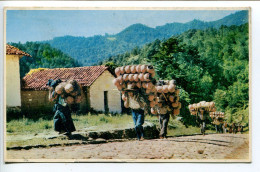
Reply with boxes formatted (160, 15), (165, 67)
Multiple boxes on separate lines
(5, 44), (31, 108)
(21, 66), (122, 114)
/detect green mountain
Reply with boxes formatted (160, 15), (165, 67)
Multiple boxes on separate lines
(46, 10), (248, 66)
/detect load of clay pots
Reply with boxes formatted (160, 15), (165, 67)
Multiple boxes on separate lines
(209, 111), (225, 119)
(150, 80), (181, 116)
(113, 65), (157, 108)
(51, 80), (82, 105)
(188, 101), (216, 116)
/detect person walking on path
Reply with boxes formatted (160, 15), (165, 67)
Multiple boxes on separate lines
(127, 91), (146, 141)
(159, 113), (170, 139)
(47, 79), (76, 135)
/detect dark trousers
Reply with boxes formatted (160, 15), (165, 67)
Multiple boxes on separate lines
(132, 109), (144, 139)
(159, 114), (170, 137)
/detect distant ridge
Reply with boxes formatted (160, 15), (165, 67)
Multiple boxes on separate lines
(43, 10), (248, 66)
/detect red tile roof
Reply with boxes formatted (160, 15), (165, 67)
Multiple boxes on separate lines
(22, 66), (110, 90)
(6, 44), (31, 57)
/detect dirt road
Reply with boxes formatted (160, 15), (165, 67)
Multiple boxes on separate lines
(6, 134), (249, 161)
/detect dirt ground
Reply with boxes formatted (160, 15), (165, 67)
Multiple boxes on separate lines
(6, 133), (249, 161)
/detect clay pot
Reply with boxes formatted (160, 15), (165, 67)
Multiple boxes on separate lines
(150, 101), (155, 108)
(173, 108), (180, 115)
(151, 86), (157, 93)
(113, 78), (119, 86)
(147, 65), (154, 73)
(138, 73), (144, 81)
(117, 75), (123, 84)
(141, 65), (147, 73)
(128, 74), (134, 82)
(172, 102), (179, 108)
(156, 86), (163, 93)
(169, 95), (175, 102)
(168, 84), (175, 92)
(136, 82), (142, 88)
(175, 89), (180, 95)
(169, 80), (176, 85)
(125, 65), (131, 73)
(130, 65), (136, 73)
(123, 74), (129, 81)
(133, 74), (139, 82)
(162, 85), (169, 93)
(117, 84), (123, 91)
(144, 73), (150, 81)
(55, 83), (65, 94)
(151, 70), (156, 78)
(146, 82), (153, 89)
(136, 65), (142, 73)
(66, 96), (74, 104)
(120, 66), (125, 75)
(148, 95), (155, 101)
(142, 82), (147, 89)
(145, 89), (151, 94)
(115, 67), (121, 76)
(65, 83), (74, 93)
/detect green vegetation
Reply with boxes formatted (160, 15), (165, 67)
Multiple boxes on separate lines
(103, 23), (249, 126)
(8, 42), (80, 78)
(6, 114), (215, 147)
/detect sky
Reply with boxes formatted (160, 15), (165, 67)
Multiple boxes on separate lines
(6, 10), (238, 43)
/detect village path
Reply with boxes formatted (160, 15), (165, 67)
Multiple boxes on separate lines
(6, 134), (249, 161)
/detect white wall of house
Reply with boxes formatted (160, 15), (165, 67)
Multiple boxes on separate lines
(5, 54), (21, 107)
(89, 70), (121, 113)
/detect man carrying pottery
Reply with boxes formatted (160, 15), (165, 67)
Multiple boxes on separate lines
(127, 91), (146, 141)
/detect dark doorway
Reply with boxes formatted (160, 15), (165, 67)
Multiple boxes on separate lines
(104, 91), (109, 114)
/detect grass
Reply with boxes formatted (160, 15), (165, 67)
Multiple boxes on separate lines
(5, 113), (232, 148)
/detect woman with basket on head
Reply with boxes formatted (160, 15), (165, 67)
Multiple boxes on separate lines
(47, 79), (76, 135)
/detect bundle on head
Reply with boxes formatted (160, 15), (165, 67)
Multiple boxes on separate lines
(188, 101), (216, 116)
(48, 79), (82, 105)
(114, 65), (157, 109)
(150, 79), (181, 116)
(210, 111), (225, 120)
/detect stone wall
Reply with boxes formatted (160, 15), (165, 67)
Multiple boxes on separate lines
(21, 89), (89, 114)
(89, 70), (122, 113)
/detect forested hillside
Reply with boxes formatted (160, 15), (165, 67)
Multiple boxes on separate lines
(103, 23), (249, 126)
(9, 42), (80, 78)
(46, 11), (248, 66)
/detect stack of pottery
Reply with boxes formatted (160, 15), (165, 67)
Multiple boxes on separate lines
(210, 111), (225, 119)
(188, 101), (216, 116)
(150, 80), (181, 116)
(113, 65), (156, 108)
(52, 80), (82, 104)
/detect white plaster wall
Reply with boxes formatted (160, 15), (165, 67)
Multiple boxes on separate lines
(6, 55), (21, 107)
(89, 70), (121, 113)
